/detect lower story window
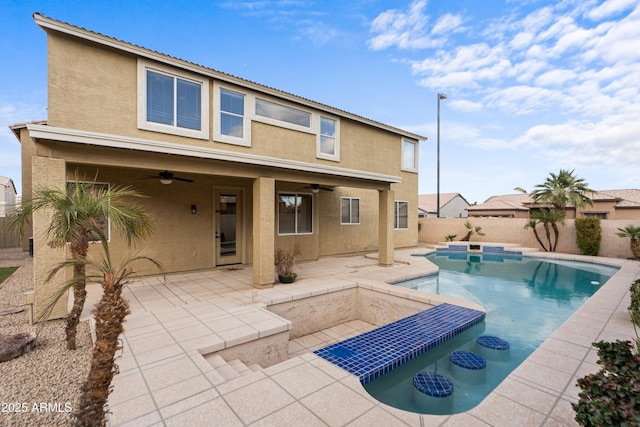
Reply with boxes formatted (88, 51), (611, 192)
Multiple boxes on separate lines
(278, 193), (313, 234)
(584, 212), (607, 219)
(341, 197), (360, 224)
(395, 200), (408, 229)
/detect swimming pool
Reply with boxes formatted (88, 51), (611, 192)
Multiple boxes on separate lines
(362, 252), (619, 414)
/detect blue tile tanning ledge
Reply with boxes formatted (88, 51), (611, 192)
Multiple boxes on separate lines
(314, 303), (485, 384)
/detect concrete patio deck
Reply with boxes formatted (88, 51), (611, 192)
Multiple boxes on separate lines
(86, 249), (639, 426)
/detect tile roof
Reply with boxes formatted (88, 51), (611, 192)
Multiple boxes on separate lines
(467, 190), (640, 211)
(466, 194), (532, 211)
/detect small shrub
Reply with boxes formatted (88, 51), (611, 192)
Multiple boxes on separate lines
(573, 340), (640, 426)
(630, 279), (640, 351)
(575, 217), (601, 256)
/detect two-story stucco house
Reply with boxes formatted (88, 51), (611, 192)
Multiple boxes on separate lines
(12, 14), (425, 320)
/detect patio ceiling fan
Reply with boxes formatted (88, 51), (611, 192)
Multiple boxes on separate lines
(142, 170), (194, 185)
(300, 183), (333, 193)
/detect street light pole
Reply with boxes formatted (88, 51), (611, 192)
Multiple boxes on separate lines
(437, 93), (447, 218)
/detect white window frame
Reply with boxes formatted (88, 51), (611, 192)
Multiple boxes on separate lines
(137, 60), (209, 139)
(214, 84), (252, 146)
(316, 115), (340, 161)
(340, 197), (360, 225)
(278, 192), (314, 235)
(401, 139), (418, 172)
(394, 200), (409, 230)
(213, 84), (340, 159)
(255, 98), (312, 131)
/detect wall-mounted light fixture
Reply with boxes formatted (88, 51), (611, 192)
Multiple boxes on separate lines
(191, 204), (197, 214)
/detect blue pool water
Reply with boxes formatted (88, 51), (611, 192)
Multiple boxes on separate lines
(362, 252), (618, 414)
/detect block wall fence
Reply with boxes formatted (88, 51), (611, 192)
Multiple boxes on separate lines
(418, 218), (638, 259)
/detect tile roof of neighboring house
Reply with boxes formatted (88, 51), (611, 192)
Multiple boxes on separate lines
(31, 13), (425, 142)
(596, 189), (640, 208)
(467, 190), (640, 211)
(418, 193), (469, 213)
(466, 194), (532, 211)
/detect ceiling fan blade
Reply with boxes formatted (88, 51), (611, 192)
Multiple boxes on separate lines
(173, 177), (194, 182)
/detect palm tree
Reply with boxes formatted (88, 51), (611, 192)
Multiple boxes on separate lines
(526, 209), (565, 252)
(516, 169), (594, 252)
(45, 232), (162, 426)
(524, 218), (547, 251)
(616, 225), (640, 259)
(527, 169), (595, 212)
(460, 220), (485, 241)
(13, 179), (153, 349)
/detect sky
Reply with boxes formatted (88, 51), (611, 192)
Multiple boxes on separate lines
(1, 0), (639, 204)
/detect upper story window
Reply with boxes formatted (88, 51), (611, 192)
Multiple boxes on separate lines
(220, 89), (245, 138)
(138, 60), (209, 139)
(256, 98), (311, 128)
(341, 197), (360, 224)
(278, 193), (313, 235)
(214, 84), (339, 158)
(402, 139), (418, 172)
(394, 200), (408, 230)
(215, 85), (251, 146)
(317, 116), (339, 161)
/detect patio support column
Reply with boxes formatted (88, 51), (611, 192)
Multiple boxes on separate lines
(378, 189), (395, 266)
(252, 177), (275, 288)
(31, 156), (68, 323)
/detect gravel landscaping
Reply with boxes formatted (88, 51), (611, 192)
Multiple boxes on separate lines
(0, 248), (92, 427)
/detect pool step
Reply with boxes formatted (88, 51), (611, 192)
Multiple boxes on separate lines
(206, 354), (264, 384)
(412, 336), (511, 397)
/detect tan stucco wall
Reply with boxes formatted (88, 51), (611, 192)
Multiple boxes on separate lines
(31, 156), (68, 321)
(419, 217), (638, 259)
(46, 32), (415, 179)
(392, 172), (419, 248)
(68, 164), (256, 274)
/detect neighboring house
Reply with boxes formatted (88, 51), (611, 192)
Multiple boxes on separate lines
(0, 176), (18, 217)
(467, 190), (640, 219)
(418, 193), (470, 218)
(12, 14), (425, 319)
(466, 194), (532, 218)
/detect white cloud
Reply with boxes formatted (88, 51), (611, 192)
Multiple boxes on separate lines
(368, 0), (447, 50)
(370, 1), (640, 197)
(534, 68), (577, 86)
(431, 13), (464, 36)
(296, 20), (338, 46)
(449, 99), (483, 112)
(586, 0), (637, 20)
